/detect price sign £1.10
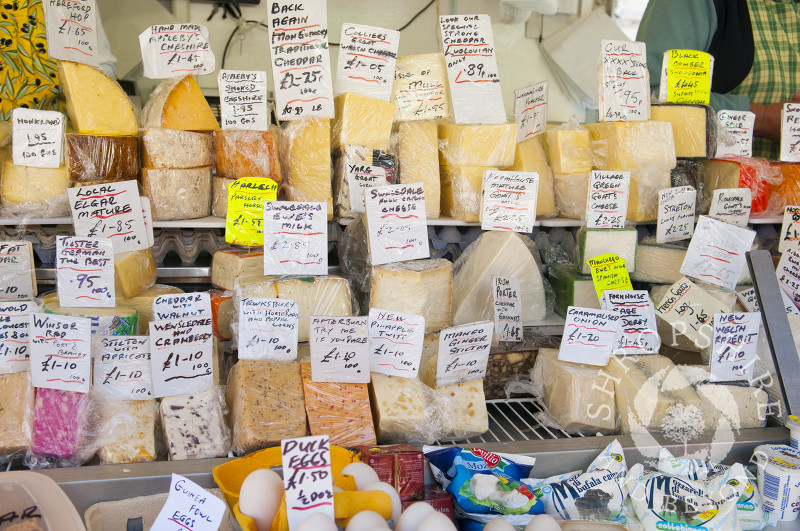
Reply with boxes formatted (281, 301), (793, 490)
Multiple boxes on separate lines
(93, 336), (153, 400)
(309, 316), (370, 383)
(30, 314), (92, 393)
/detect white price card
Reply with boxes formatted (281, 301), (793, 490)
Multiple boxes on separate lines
(263, 202), (328, 275)
(368, 308), (424, 377)
(238, 298), (299, 361)
(365, 184), (429, 265)
(0, 241), (36, 301)
(559, 306), (621, 366)
(30, 314), (91, 393)
(711, 312), (761, 382)
(217, 70), (269, 131)
(391, 53), (450, 121)
(335, 23), (400, 101)
(492, 276), (522, 342)
(93, 336), (153, 400)
(0, 301), (38, 374)
(680, 215), (755, 290)
(149, 316), (214, 398)
(43, 0), (98, 66)
(69, 181), (150, 253)
(153, 292), (211, 321)
(150, 474), (226, 531)
(783, 289), (800, 314)
(601, 290), (660, 354)
(343, 145), (396, 214)
(777, 249), (800, 311)
(716, 110), (755, 158)
(708, 188), (752, 226)
(585, 171), (630, 229)
(599, 40), (650, 122)
(781, 103), (800, 162)
(657, 186), (696, 244)
(281, 436), (335, 531)
(514, 81), (547, 142)
(439, 14), (505, 124)
(779, 205), (800, 253)
(11, 108), (64, 168)
(481, 170), (538, 233)
(138, 24), (215, 79)
(56, 236), (115, 308)
(436, 321), (493, 387)
(268, 0), (334, 120)
(737, 287), (759, 313)
(142, 197), (155, 248)
(310, 316), (369, 383)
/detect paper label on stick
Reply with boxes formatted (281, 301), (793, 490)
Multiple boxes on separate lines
(711, 312), (761, 382)
(238, 298), (299, 361)
(601, 290), (660, 354)
(708, 188), (751, 226)
(559, 306), (621, 366)
(586, 171), (630, 229)
(365, 184), (429, 265)
(514, 81), (548, 141)
(716, 110), (755, 158)
(335, 23), (400, 101)
(599, 39), (649, 122)
(780, 205), (800, 253)
(586, 253), (633, 302)
(776, 249), (800, 311)
(0, 242), (36, 301)
(392, 53), (450, 121)
(263, 201), (328, 275)
(659, 49), (713, 105)
(281, 436), (335, 531)
(0, 301), (38, 374)
(56, 236), (115, 308)
(218, 70), (269, 131)
(150, 474), (226, 531)
(149, 317), (214, 398)
(781, 103), (800, 162)
(368, 308), (424, 377)
(481, 170), (538, 233)
(43, 0), (99, 66)
(680, 215), (755, 290)
(93, 336), (153, 400)
(436, 321), (493, 387)
(11, 108), (65, 168)
(657, 186), (696, 243)
(344, 145), (395, 214)
(138, 24), (215, 79)
(492, 276), (522, 342)
(309, 316), (369, 383)
(439, 14), (505, 124)
(153, 293), (211, 321)
(225, 177), (278, 246)
(30, 314), (91, 393)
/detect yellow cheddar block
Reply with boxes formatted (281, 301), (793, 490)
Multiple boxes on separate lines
(441, 165), (495, 222)
(397, 120), (440, 218)
(438, 122), (516, 167)
(586, 120), (676, 171)
(281, 118), (333, 220)
(0, 161), (69, 217)
(141, 75), (219, 132)
(651, 104), (710, 158)
(114, 249), (157, 299)
(504, 135), (557, 218)
(544, 128), (593, 173)
(628, 168), (672, 222)
(553, 172), (590, 220)
(332, 93), (395, 151)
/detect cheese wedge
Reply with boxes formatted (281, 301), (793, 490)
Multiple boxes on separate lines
(369, 373), (433, 444)
(141, 75), (219, 131)
(441, 165), (495, 222)
(211, 249), (275, 291)
(332, 92), (395, 151)
(397, 120), (441, 218)
(114, 249), (157, 299)
(214, 129), (282, 181)
(503, 135), (557, 218)
(1, 161), (69, 217)
(281, 118), (333, 220)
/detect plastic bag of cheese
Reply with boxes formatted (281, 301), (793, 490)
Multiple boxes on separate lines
(0, 371), (34, 464)
(657, 448), (767, 530)
(625, 460), (748, 530)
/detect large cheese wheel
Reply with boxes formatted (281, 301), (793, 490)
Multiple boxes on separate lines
(141, 75), (219, 132)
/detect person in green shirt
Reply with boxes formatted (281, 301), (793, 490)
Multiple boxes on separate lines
(637, 0), (800, 159)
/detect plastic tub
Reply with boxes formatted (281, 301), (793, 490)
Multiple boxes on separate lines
(754, 444), (800, 523)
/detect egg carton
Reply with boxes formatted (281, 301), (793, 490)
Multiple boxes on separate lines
(151, 229), (227, 265)
(0, 225), (74, 265)
(428, 225), (483, 250)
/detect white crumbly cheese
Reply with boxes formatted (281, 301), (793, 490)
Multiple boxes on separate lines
(577, 227), (638, 275)
(696, 384), (767, 430)
(142, 128), (214, 169)
(160, 389), (229, 460)
(655, 277), (731, 352)
(211, 250), (273, 291)
(676, 364), (711, 386)
(98, 400), (157, 464)
(212, 176), (236, 218)
(142, 167), (212, 221)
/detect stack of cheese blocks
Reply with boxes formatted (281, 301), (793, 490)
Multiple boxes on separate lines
(547, 121), (594, 220)
(140, 75), (219, 221)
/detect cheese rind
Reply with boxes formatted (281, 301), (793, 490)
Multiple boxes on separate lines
(370, 259), (452, 333)
(300, 362), (376, 447)
(142, 167), (212, 221)
(210, 289), (234, 341)
(650, 104), (710, 158)
(369, 373), (433, 444)
(398, 120), (441, 218)
(576, 226), (638, 275)
(212, 176), (236, 218)
(0, 372), (33, 459)
(553, 172), (590, 220)
(586, 120), (676, 171)
(226, 360), (306, 454)
(214, 129), (282, 181)
(160, 389), (229, 460)
(438, 122), (517, 167)
(544, 128), (593, 174)
(440, 165), (494, 222)
(98, 399), (157, 464)
(655, 277), (731, 352)
(211, 249), (275, 291)
(32, 388), (88, 459)
(66, 134), (140, 183)
(57, 60), (138, 136)
(142, 128), (213, 169)
(547, 264), (600, 316)
(503, 135), (557, 218)
(0, 161), (70, 217)
(280, 119), (333, 220)
(332, 93), (395, 151)
(141, 75), (219, 131)
(114, 249), (157, 299)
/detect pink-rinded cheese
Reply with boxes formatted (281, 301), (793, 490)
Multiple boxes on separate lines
(32, 388), (88, 458)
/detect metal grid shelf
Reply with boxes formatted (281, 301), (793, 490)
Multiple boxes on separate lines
(436, 397), (584, 445)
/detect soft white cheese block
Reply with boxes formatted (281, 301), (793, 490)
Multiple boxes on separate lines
(369, 373), (433, 444)
(98, 400), (157, 464)
(452, 231), (547, 325)
(676, 364), (711, 386)
(370, 259), (452, 334)
(142, 128), (213, 169)
(696, 384), (767, 431)
(655, 277), (732, 352)
(608, 354), (702, 434)
(651, 281), (738, 311)
(632, 244), (687, 284)
(160, 389), (229, 460)
(576, 226), (638, 275)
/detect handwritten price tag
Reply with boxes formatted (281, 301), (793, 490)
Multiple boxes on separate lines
(0, 241), (36, 301)
(0, 301), (38, 374)
(368, 308), (424, 377)
(559, 306), (621, 366)
(599, 40), (649, 122)
(218, 70), (269, 131)
(708, 188), (751, 226)
(780, 206), (800, 253)
(268, 0), (334, 120)
(30, 314), (91, 393)
(777, 249), (800, 311)
(281, 435), (335, 531)
(309, 316), (369, 383)
(436, 321), (493, 387)
(781, 103), (800, 162)
(716, 110), (755, 158)
(392, 53), (449, 121)
(151, 474), (226, 531)
(680, 215), (755, 290)
(492, 276), (522, 342)
(69, 181), (149, 253)
(43, 0), (98, 66)
(739, 286), (800, 314)
(238, 298), (299, 361)
(138, 24), (215, 79)
(481, 170), (538, 233)
(342, 145), (395, 214)
(153, 292), (211, 321)
(601, 290), (660, 354)
(149, 317), (214, 398)
(263, 202), (328, 275)
(711, 312), (761, 382)
(586, 253), (633, 302)
(659, 49), (713, 105)
(335, 23), (400, 101)
(657, 186), (696, 243)
(365, 184), (429, 265)
(56, 236), (115, 308)
(514, 81), (547, 142)
(93, 336), (153, 400)
(439, 14), (505, 124)
(11, 108), (64, 168)
(586, 171), (630, 229)
(225, 177), (278, 246)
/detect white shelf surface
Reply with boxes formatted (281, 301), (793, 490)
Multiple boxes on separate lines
(336, 215), (485, 227)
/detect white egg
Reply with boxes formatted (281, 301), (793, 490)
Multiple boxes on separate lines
(524, 514), (562, 531)
(483, 518), (517, 531)
(363, 481), (402, 524)
(238, 469), (284, 531)
(296, 512), (337, 531)
(345, 510), (389, 531)
(341, 462), (381, 490)
(395, 502), (435, 531)
(416, 511), (456, 531)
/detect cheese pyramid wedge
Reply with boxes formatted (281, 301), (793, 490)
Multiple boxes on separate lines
(142, 75), (219, 131)
(57, 61), (138, 135)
